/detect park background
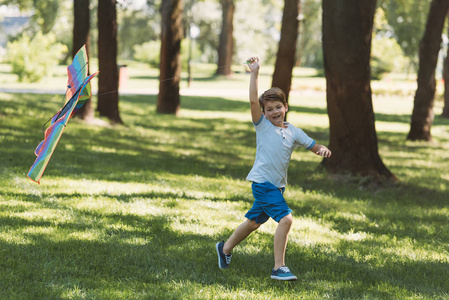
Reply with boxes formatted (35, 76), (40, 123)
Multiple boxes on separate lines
(1, 0), (449, 299)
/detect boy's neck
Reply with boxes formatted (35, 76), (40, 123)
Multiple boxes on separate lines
(273, 122), (287, 128)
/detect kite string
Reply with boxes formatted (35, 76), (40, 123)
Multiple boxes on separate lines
(41, 64), (229, 133)
(59, 61), (89, 108)
(43, 57), (226, 133)
(96, 76), (178, 97)
(41, 61), (89, 134)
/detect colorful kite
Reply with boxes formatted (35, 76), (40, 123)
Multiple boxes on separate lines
(28, 45), (99, 184)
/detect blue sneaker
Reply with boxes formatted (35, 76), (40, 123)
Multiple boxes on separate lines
(271, 266), (297, 281)
(216, 241), (232, 269)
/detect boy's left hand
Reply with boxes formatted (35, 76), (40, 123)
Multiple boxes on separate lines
(316, 146), (332, 158)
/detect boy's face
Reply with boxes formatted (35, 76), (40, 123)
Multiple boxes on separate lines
(263, 100), (288, 127)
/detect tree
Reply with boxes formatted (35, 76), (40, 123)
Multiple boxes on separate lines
(157, 0), (183, 114)
(443, 16), (449, 119)
(73, 0), (93, 121)
(407, 0), (449, 141)
(216, 0), (235, 76)
(322, 0), (395, 180)
(271, 0), (300, 117)
(97, 0), (123, 124)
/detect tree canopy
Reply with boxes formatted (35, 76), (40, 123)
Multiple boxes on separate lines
(3, 0), (438, 73)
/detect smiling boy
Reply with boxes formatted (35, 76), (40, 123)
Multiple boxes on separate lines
(216, 57), (331, 281)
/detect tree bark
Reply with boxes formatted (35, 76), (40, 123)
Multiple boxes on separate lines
(157, 0), (183, 114)
(97, 0), (123, 124)
(216, 0), (235, 76)
(407, 0), (449, 140)
(442, 14), (449, 119)
(72, 0), (93, 121)
(322, 0), (395, 180)
(272, 0), (300, 120)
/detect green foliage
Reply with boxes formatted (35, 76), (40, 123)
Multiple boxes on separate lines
(371, 36), (408, 79)
(183, 0), (285, 65)
(33, 0), (60, 34)
(6, 31), (67, 82)
(372, 7), (411, 79)
(133, 40), (161, 68)
(3, 0), (432, 71)
(189, 0), (222, 63)
(118, 7), (160, 59)
(234, 0), (281, 64)
(371, 56), (389, 80)
(180, 38), (202, 70)
(298, 0), (323, 68)
(0, 0), (33, 10)
(2, 0), (60, 34)
(379, 0), (431, 69)
(133, 39), (202, 71)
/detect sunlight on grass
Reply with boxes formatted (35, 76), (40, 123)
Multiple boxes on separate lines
(376, 121), (410, 133)
(291, 218), (340, 246)
(1, 66), (449, 298)
(67, 231), (101, 242)
(180, 109), (249, 121)
(0, 231), (34, 245)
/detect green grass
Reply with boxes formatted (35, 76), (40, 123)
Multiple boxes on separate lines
(1, 64), (449, 299)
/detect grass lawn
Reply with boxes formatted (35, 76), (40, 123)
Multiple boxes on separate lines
(1, 63), (449, 299)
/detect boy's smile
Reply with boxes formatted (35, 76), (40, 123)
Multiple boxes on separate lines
(263, 101), (288, 128)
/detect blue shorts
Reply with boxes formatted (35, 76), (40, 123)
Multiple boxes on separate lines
(245, 182), (292, 224)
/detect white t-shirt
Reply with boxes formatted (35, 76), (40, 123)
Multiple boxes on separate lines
(246, 116), (315, 188)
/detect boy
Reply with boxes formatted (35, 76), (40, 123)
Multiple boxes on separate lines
(216, 57), (331, 281)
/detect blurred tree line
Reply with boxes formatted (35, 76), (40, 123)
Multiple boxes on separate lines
(2, 0), (434, 78)
(1, 0), (449, 180)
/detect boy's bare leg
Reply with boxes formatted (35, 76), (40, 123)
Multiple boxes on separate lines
(223, 219), (260, 255)
(273, 214), (293, 270)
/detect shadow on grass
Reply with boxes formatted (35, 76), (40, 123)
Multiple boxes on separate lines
(289, 240), (449, 297)
(1, 190), (446, 298)
(288, 105), (449, 126)
(2, 196), (447, 298)
(121, 94), (248, 113)
(0, 198), (291, 297)
(0, 211), (216, 298)
(182, 96), (248, 112)
(129, 74), (245, 83)
(2, 93), (447, 206)
(2, 92), (449, 297)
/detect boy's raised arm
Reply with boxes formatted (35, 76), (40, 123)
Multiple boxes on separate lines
(247, 57), (262, 123)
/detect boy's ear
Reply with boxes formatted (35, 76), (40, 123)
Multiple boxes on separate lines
(285, 103), (289, 112)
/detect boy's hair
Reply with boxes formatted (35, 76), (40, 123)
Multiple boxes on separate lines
(258, 87), (287, 111)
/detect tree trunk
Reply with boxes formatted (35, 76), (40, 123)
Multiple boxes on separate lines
(322, 0), (395, 180)
(72, 0), (93, 121)
(97, 0), (123, 124)
(216, 0), (235, 76)
(442, 14), (449, 119)
(407, 0), (449, 140)
(157, 0), (183, 114)
(272, 0), (300, 119)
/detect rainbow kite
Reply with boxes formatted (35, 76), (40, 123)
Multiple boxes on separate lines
(28, 45), (98, 184)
